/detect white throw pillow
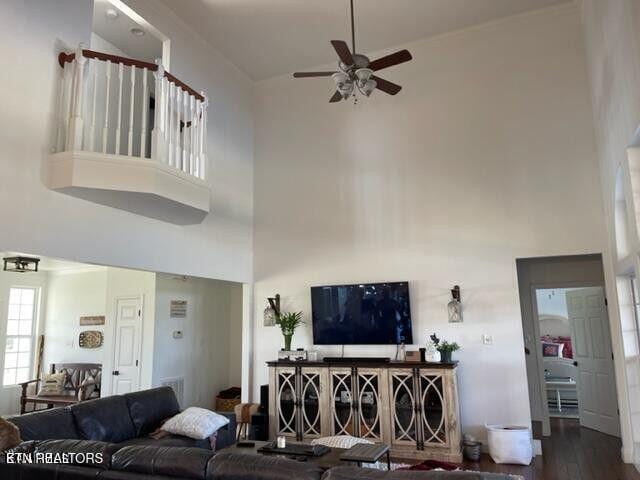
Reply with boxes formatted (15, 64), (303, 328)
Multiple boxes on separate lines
(311, 435), (373, 449)
(161, 407), (230, 440)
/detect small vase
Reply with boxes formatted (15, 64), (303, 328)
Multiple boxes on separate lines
(283, 334), (293, 351)
(440, 350), (452, 363)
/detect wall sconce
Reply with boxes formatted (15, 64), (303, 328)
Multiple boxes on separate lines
(263, 294), (281, 327)
(448, 285), (462, 323)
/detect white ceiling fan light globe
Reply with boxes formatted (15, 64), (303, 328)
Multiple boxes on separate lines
(362, 79), (377, 97)
(339, 81), (354, 99)
(332, 72), (349, 87)
(355, 68), (373, 86)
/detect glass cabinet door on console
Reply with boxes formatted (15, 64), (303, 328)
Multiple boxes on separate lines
(389, 369), (419, 447)
(330, 368), (354, 436)
(272, 367), (298, 438)
(417, 372), (447, 447)
(355, 368), (390, 441)
(299, 367), (327, 439)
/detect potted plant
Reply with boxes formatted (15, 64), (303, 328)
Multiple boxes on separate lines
(277, 311), (304, 351)
(430, 333), (460, 363)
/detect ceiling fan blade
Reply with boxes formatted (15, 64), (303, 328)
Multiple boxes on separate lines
(293, 71), (336, 78)
(331, 40), (354, 66)
(329, 91), (343, 103)
(372, 75), (402, 95)
(368, 49), (412, 71)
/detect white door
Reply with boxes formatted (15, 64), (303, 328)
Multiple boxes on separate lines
(567, 287), (619, 436)
(111, 297), (142, 395)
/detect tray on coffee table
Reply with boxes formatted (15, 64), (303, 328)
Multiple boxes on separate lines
(257, 441), (330, 457)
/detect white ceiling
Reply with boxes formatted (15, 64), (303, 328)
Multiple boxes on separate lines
(93, 0), (163, 63)
(159, 0), (571, 80)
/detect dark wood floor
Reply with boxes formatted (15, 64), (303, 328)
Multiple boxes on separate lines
(457, 418), (639, 480)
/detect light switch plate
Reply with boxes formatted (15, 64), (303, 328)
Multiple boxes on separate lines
(482, 334), (494, 345)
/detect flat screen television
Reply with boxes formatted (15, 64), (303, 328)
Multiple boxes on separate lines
(311, 282), (413, 345)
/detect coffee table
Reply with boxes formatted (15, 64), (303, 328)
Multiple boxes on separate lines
(226, 440), (350, 470)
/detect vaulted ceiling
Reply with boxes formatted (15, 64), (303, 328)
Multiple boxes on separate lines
(159, 0), (571, 80)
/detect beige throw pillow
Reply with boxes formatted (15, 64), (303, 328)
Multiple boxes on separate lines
(0, 418), (21, 451)
(161, 407), (229, 440)
(37, 372), (66, 397)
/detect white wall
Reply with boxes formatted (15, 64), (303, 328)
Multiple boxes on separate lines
(152, 274), (242, 408)
(0, 0), (253, 283)
(0, 270), (48, 415)
(42, 268), (108, 367)
(252, 4), (606, 442)
(580, 0), (640, 464)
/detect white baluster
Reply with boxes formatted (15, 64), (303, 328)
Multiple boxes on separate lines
(115, 62), (124, 155)
(66, 44), (87, 151)
(55, 63), (67, 152)
(189, 95), (196, 176)
(151, 61), (165, 163)
(88, 60), (98, 152)
(175, 85), (182, 170)
(199, 92), (208, 180)
(193, 98), (201, 178)
(102, 60), (111, 153)
(127, 66), (136, 156)
(167, 82), (175, 167)
(182, 89), (189, 173)
(140, 67), (148, 158)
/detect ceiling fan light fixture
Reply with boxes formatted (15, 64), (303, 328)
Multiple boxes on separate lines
(355, 68), (373, 86)
(361, 78), (377, 97)
(332, 72), (349, 86)
(338, 80), (354, 98)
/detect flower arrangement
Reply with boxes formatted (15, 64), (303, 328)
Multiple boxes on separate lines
(276, 311), (304, 351)
(430, 333), (460, 363)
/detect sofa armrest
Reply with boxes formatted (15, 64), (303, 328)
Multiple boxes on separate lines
(214, 412), (236, 450)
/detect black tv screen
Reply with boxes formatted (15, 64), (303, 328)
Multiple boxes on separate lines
(311, 282), (413, 345)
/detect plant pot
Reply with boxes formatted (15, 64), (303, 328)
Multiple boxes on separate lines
(439, 350), (452, 363)
(283, 334), (293, 351)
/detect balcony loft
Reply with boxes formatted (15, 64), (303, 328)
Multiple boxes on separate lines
(48, 45), (210, 224)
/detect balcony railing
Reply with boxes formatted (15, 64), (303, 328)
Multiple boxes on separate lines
(56, 44), (208, 180)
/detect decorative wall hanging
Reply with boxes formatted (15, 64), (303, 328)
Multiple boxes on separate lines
(263, 294), (281, 326)
(170, 300), (187, 318)
(448, 285), (463, 323)
(80, 315), (105, 326)
(79, 330), (103, 349)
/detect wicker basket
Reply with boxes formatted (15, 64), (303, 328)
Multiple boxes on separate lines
(215, 396), (241, 412)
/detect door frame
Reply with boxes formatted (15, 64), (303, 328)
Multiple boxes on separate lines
(109, 294), (144, 396)
(529, 281), (605, 436)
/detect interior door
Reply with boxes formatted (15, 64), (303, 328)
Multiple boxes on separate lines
(567, 287), (620, 436)
(111, 296), (142, 395)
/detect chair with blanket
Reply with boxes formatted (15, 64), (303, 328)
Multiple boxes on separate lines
(18, 363), (101, 414)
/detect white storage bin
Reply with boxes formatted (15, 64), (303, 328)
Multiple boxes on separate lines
(486, 424), (533, 465)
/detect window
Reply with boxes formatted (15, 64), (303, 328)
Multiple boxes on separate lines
(3, 287), (37, 386)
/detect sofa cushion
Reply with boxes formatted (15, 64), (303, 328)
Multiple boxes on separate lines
(207, 452), (323, 480)
(35, 439), (119, 469)
(321, 467), (519, 480)
(6, 407), (79, 440)
(71, 396), (136, 443)
(112, 445), (214, 479)
(124, 387), (180, 437)
(116, 434), (211, 450)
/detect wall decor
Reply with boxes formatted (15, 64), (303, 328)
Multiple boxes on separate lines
(80, 315), (105, 326)
(79, 330), (103, 349)
(263, 294), (280, 326)
(448, 285), (463, 323)
(170, 300), (187, 318)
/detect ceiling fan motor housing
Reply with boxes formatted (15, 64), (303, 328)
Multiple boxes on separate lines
(340, 53), (370, 71)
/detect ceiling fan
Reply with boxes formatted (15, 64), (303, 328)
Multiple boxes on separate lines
(292, 0), (412, 103)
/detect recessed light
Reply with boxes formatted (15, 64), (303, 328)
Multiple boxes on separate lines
(105, 8), (119, 20)
(130, 27), (145, 37)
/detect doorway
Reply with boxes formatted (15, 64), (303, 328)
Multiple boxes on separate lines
(517, 255), (620, 438)
(111, 296), (143, 395)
